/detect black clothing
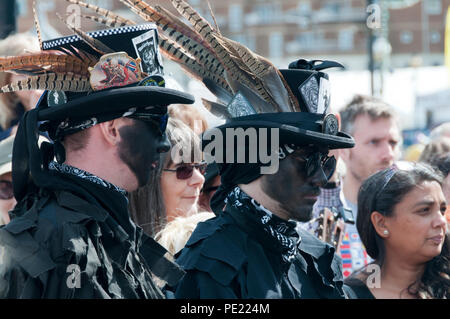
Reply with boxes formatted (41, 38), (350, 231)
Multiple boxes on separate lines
(344, 278), (376, 299)
(175, 187), (346, 299)
(0, 163), (184, 298)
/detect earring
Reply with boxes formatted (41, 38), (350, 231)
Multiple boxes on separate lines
(383, 230), (389, 236)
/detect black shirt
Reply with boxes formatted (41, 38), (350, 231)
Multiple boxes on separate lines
(344, 278), (376, 299)
(175, 187), (346, 299)
(0, 163), (184, 298)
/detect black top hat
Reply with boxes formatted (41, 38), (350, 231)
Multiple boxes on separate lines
(204, 59), (354, 151)
(33, 23), (194, 139)
(4, 24), (195, 201)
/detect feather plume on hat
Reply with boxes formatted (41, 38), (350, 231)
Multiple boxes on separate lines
(0, 1), (138, 94)
(61, 0), (304, 118)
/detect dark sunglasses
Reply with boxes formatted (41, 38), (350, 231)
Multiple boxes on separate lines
(293, 152), (336, 181)
(129, 113), (168, 136)
(163, 162), (208, 180)
(0, 180), (14, 200)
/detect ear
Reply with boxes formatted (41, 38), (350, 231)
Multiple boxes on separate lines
(370, 211), (390, 238)
(98, 119), (121, 147)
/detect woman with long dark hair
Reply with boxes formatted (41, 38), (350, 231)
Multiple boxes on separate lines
(345, 163), (449, 298)
(128, 118), (206, 237)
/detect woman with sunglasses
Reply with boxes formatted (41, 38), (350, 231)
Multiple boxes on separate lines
(345, 163), (449, 299)
(129, 118), (206, 237)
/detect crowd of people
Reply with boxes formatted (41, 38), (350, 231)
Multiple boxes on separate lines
(0, 0), (448, 300)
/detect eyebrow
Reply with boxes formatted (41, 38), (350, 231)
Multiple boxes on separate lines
(413, 200), (435, 208)
(413, 199), (447, 208)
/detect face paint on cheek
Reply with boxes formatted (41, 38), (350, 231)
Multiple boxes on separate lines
(118, 121), (159, 187)
(261, 156), (318, 222)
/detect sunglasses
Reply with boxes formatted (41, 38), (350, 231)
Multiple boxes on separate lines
(293, 152), (336, 181)
(163, 162), (207, 180)
(129, 113), (168, 136)
(0, 180), (14, 200)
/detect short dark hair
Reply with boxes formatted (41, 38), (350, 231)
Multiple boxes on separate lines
(340, 94), (397, 135)
(62, 129), (91, 152)
(356, 163), (450, 298)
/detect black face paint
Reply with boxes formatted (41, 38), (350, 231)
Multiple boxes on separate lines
(118, 119), (166, 188)
(260, 150), (327, 222)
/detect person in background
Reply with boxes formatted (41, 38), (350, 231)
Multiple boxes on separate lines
(0, 135), (16, 225)
(418, 137), (450, 164)
(128, 118), (206, 237)
(155, 211), (215, 256)
(345, 163), (449, 299)
(429, 122), (450, 141)
(430, 154), (450, 224)
(168, 104), (209, 136)
(419, 138), (450, 225)
(0, 32), (43, 140)
(307, 94), (402, 279)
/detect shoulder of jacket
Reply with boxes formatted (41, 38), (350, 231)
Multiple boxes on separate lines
(176, 217), (248, 286)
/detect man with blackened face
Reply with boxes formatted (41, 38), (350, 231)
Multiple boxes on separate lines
(260, 147), (335, 222)
(118, 115), (170, 188)
(0, 25), (193, 299)
(174, 58), (355, 299)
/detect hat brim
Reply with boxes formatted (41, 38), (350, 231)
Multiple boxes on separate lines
(207, 120), (355, 150)
(38, 86), (195, 122)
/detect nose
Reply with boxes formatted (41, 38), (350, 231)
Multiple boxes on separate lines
(309, 166), (328, 187)
(380, 141), (395, 163)
(188, 166), (205, 188)
(432, 210), (447, 230)
(156, 133), (171, 153)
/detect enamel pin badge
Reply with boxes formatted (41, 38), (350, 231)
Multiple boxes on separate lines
(89, 52), (143, 91)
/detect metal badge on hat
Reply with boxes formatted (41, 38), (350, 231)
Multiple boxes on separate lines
(89, 52), (143, 91)
(323, 113), (339, 136)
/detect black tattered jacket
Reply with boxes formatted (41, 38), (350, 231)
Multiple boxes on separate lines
(0, 167), (184, 298)
(174, 191), (347, 299)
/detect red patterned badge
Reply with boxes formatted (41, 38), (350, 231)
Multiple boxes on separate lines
(89, 52), (143, 91)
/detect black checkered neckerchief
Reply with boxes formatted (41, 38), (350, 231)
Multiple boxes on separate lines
(226, 186), (300, 263)
(49, 162), (127, 196)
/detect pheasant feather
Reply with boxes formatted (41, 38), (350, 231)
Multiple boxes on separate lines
(1, 73), (91, 93)
(56, 13), (114, 55)
(0, 51), (93, 77)
(64, 0), (136, 26)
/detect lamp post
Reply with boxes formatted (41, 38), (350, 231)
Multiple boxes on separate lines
(368, 0), (375, 96)
(0, 0), (16, 39)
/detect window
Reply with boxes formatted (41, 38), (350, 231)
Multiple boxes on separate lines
(255, 3), (281, 24)
(269, 32), (283, 58)
(229, 4), (243, 32)
(400, 31), (413, 44)
(426, 0), (441, 15)
(430, 31), (441, 44)
(338, 29), (354, 51)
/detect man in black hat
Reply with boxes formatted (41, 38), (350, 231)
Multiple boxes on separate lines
(0, 24), (194, 298)
(175, 65), (356, 297)
(151, 8), (354, 298)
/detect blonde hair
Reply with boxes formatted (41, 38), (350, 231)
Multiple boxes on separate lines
(168, 104), (209, 135)
(155, 212), (215, 255)
(0, 32), (40, 129)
